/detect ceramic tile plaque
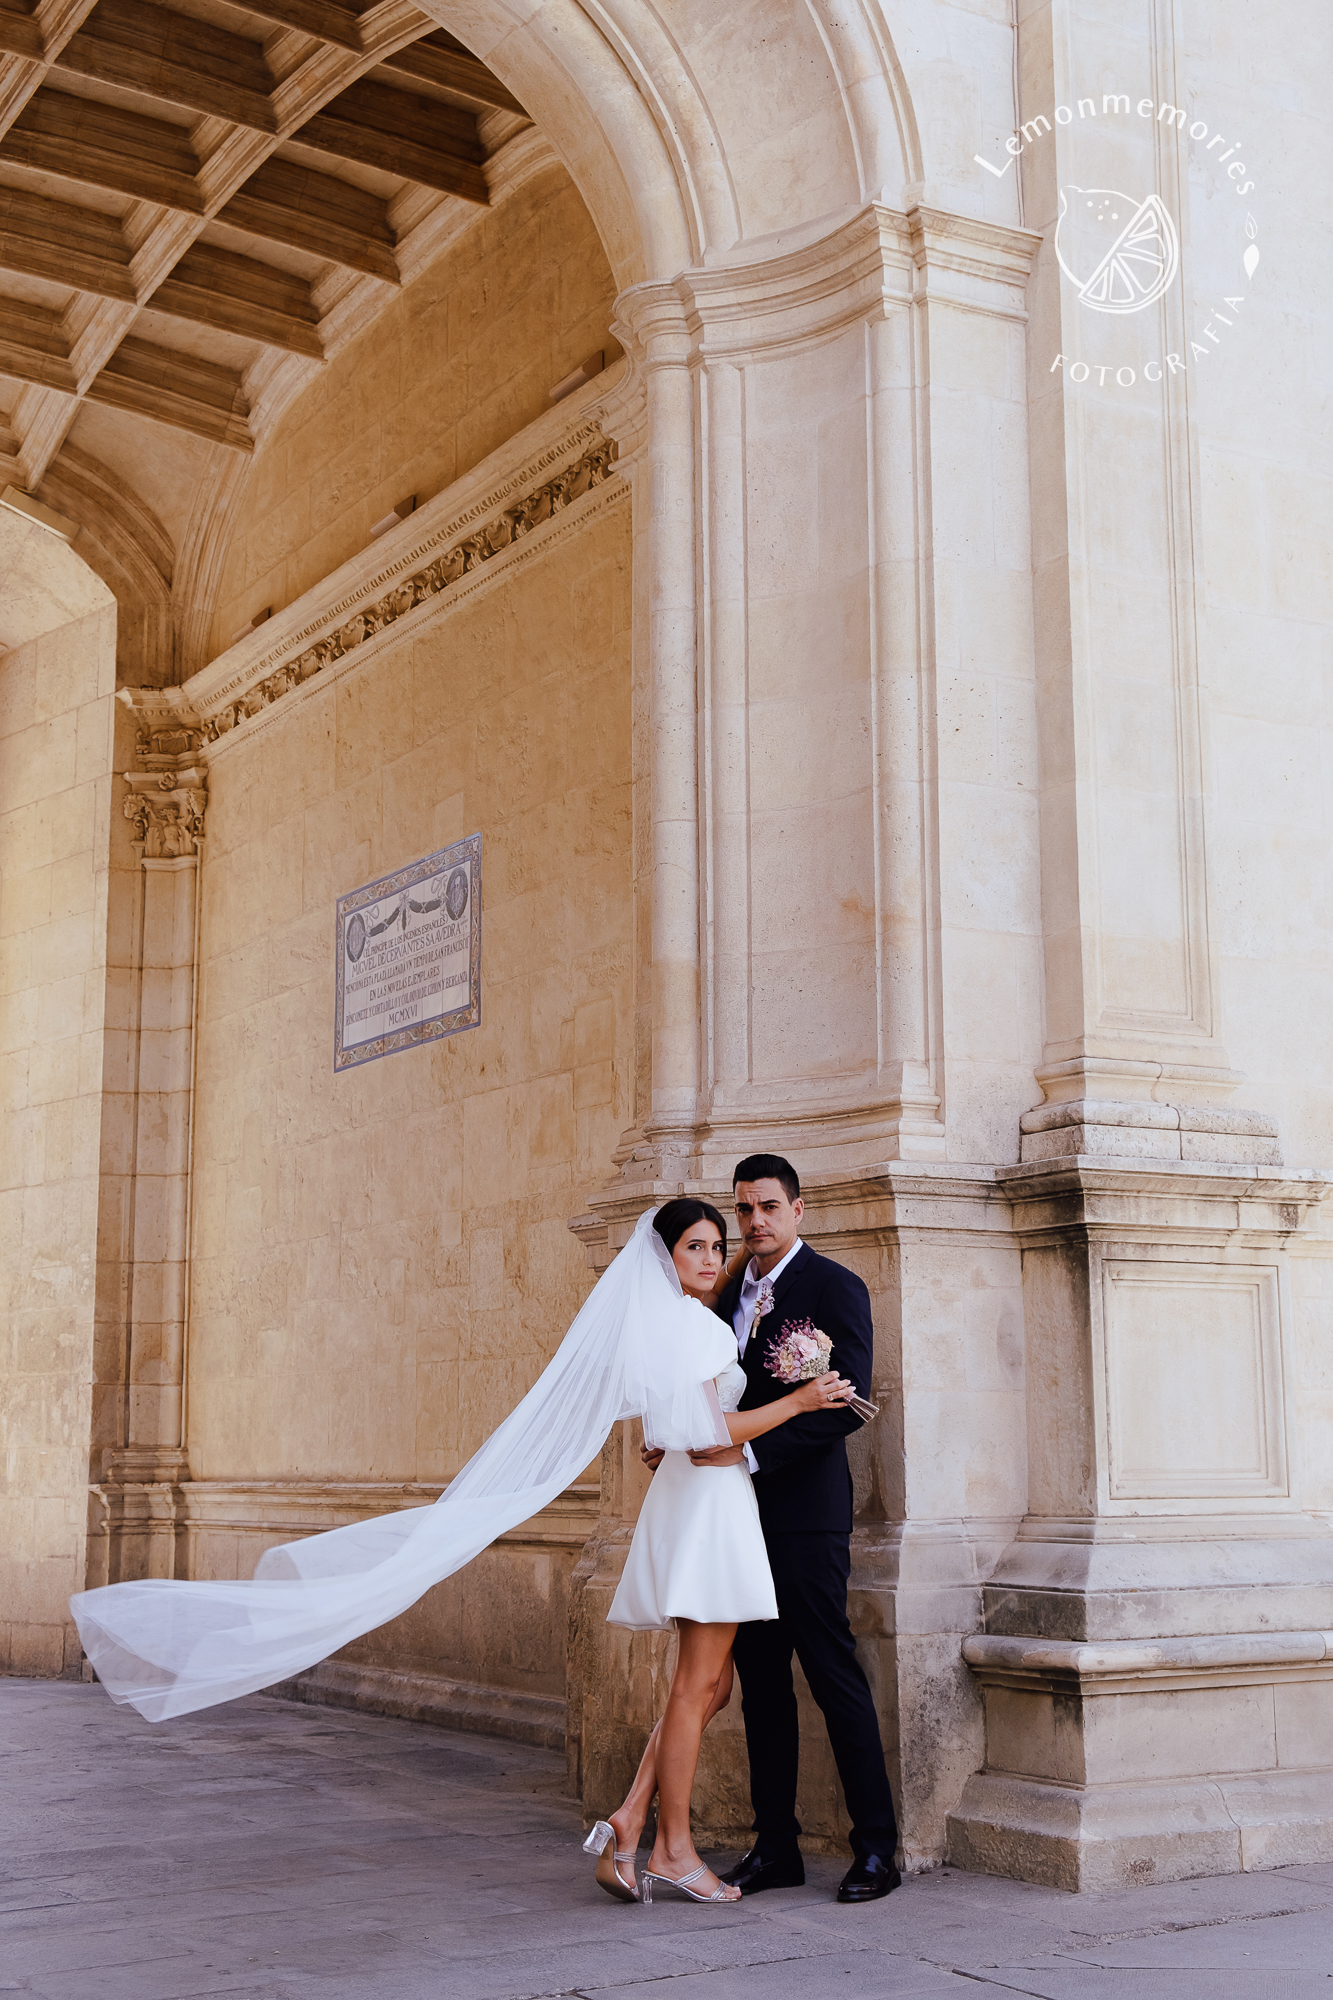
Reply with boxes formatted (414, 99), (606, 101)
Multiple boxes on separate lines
(334, 834), (481, 1071)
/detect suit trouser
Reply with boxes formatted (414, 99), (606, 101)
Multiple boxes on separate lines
(731, 1529), (899, 1862)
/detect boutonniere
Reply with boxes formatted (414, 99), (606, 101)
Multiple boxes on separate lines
(754, 1278), (775, 1320)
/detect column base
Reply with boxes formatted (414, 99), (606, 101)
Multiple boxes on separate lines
(86, 1450), (192, 1589)
(949, 1766), (1333, 1892)
(951, 1630), (1333, 1889)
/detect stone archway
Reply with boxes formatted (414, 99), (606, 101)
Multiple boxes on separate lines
(420, 0), (923, 283)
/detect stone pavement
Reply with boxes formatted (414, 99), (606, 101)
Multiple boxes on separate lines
(3, 1679), (1332, 2000)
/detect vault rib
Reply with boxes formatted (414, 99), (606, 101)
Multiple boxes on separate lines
(289, 76), (488, 201)
(0, 0), (507, 477)
(52, 0), (278, 132)
(0, 182), (136, 298)
(87, 332), (251, 449)
(216, 156), (399, 282)
(228, 0), (362, 54)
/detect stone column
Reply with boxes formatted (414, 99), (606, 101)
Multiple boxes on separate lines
(946, 0), (1333, 1886)
(572, 206), (1046, 1863)
(88, 707), (207, 1586)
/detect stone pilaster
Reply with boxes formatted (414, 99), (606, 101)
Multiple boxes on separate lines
(88, 695), (207, 1587)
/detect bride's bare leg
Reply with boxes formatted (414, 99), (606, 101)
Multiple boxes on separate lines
(646, 1619), (740, 1898)
(607, 1720), (660, 1887)
(608, 1655), (734, 1887)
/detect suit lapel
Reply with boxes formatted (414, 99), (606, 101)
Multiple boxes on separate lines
(741, 1243), (811, 1397)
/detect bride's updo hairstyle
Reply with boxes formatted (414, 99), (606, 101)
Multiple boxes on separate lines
(652, 1197), (728, 1258)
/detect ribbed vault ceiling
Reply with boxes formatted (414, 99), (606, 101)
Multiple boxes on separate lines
(0, 0), (531, 675)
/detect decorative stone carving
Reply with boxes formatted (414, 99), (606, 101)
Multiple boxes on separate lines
(122, 784), (207, 856)
(134, 723), (204, 763)
(198, 435), (619, 742)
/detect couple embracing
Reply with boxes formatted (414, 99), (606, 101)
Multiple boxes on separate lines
(584, 1154), (901, 1908)
(69, 1152), (898, 1911)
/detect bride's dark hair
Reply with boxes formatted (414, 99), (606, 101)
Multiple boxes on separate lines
(652, 1197), (728, 1258)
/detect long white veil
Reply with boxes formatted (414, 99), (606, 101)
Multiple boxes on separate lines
(71, 1209), (735, 1722)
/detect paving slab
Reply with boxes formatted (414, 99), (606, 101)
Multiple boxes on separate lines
(3, 1678), (1333, 1999)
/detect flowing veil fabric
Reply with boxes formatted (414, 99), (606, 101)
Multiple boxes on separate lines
(71, 1210), (735, 1721)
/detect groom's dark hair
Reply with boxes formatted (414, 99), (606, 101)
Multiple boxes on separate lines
(732, 1153), (800, 1203)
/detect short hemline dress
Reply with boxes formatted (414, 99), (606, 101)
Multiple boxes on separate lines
(607, 1359), (778, 1630)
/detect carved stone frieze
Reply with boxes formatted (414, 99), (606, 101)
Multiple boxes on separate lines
(198, 434), (619, 743)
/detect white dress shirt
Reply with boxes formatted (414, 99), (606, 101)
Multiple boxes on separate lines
(732, 1238), (804, 1473)
(733, 1237), (805, 1356)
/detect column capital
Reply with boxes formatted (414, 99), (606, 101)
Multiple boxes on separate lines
(122, 767), (208, 860)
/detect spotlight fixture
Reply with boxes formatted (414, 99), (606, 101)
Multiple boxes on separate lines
(370, 495), (417, 539)
(549, 350), (604, 404)
(230, 606), (272, 647)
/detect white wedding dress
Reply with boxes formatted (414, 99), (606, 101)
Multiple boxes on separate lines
(609, 1351), (778, 1629)
(70, 1210), (768, 1722)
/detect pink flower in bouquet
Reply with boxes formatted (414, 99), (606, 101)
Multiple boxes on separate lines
(763, 1318), (834, 1385)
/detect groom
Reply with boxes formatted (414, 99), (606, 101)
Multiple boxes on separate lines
(695, 1154), (900, 1902)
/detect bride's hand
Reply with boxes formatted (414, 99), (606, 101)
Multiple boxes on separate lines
(790, 1372), (855, 1414)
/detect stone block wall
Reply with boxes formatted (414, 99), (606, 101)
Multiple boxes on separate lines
(186, 496), (634, 1491)
(0, 544), (118, 1676)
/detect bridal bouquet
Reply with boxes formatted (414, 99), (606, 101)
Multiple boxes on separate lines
(763, 1318), (878, 1422)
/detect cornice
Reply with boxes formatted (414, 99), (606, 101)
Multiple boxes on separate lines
(176, 363), (635, 745)
(964, 1628), (1333, 1698)
(616, 201), (1043, 364)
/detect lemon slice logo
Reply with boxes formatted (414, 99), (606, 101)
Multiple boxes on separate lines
(1055, 186), (1180, 314)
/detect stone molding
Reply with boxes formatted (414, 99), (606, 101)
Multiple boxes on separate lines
(948, 1769), (1333, 1891)
(1019, 1098), (1283, 1166)
(998, 1156), (1329, 1237)
(570, 1157), (1016, 1275)
(265, 1659), (565, 1752)
(87, 1474), (599, 1594)
(965, 1629), (1333, 1696)
(173, 1478), (599, 1550)
(168, 358), (640, 758)
(631, 201), (1042, 363)
(191, 434), (619, 746)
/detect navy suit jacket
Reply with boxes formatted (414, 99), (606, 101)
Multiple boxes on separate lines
(718, 1242), (873, 1537)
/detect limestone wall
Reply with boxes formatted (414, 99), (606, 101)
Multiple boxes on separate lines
(0, 541), (118, 1676)
(188, 491), (632, 1491)
(210, 161), (619, 655)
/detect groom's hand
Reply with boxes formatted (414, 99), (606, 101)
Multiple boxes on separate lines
(640, 1444), (665, 1471)
(687, 1444), (746, 1468)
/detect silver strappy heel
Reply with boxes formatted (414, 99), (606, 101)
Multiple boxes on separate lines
(583, 1819), (639, 1902)
(638, 1862), (740, 1905)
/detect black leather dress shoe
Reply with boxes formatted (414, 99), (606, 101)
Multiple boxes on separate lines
(720, 1846), (805, 1895)
(836, 1853), (901, 1903)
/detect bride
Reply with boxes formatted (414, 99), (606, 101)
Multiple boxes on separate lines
(585, 1198), (853, 1906)
(69, 1200), (852, 1906)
